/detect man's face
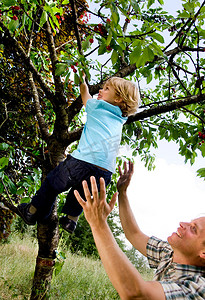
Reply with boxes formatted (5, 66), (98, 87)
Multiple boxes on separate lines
(97, 84), (120, 105)
(167, 217), (205, 265)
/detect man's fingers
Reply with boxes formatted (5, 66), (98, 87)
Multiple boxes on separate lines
(109, 192), (118, 210)
(118, 165), (122, 176)
(90, 176), (99, 201)
(74, 190), (85, 207)
(129, 160), (134, 174)
(99, 177), (106, 201)
(123, 161), (127, 174)
(82, 179), (92, 201)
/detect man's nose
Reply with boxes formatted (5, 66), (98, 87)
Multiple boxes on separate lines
(179, 222), (189, 228)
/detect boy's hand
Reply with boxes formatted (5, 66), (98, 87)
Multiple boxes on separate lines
(74, 176), (117, 228)
(80, 73), (92, 105)
(117, 161), (134, 194)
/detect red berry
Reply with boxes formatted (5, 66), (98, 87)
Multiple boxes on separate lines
(12, 6), (20, 10)
(89, 38), (94, 43)
(71, 65), (74, 69)
(106, 45), (112, 51)
(12, 15), (18, 20)
(125, 18), (130, 23)
(73, 68), (77, 73)
(202, 140), (204, 143)
(106, 18), (111, 23)
(75, 62), (78, 66)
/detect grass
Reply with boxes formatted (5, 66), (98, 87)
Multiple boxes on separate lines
(0, 233), (153, 299)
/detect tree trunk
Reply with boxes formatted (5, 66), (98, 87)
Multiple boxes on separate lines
(30, 204), (59, 299)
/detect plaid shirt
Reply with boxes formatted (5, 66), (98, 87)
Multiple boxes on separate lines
(146, 236), (205, 299)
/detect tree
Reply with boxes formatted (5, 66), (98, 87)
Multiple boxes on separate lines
(0, 0), (205, 298)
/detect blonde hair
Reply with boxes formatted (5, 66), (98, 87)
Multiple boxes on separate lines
(104, 77), (140, 117)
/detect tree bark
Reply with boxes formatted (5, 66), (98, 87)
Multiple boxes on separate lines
(30, 204), (59, 300)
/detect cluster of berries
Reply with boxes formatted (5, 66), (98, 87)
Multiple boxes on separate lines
(71, 62), (78, 73)
(168, 25), (177, 32)
(198, 131), (205, 145)
(79, 11), (91, 24)
(94, 23), (108, 37)
(55, 14), (65, 25)
(11, 5), (21, 20)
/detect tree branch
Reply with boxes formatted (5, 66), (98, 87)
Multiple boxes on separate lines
(45, 20), (66, 105)
(0, 194), (18, 214)
(0, 20), (55, 102)
(28, 72), (50, 141)
(70, 0), (83, 55)
(126, 94), (205, 124)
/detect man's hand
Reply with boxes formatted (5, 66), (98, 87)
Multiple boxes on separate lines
(74, 176), (117, 228)
(117, 160), (134, 194)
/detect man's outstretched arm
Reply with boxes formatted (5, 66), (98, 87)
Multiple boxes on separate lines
(117, 161), (149, 256)
(74, 176), (165, 300)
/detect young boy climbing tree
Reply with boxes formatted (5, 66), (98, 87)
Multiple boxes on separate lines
(17, 74), (140, 233)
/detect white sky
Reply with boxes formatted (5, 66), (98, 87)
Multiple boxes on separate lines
(120, 141), (205, 241)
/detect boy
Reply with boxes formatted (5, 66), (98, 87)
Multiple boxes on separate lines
(17, 75), (140, 233)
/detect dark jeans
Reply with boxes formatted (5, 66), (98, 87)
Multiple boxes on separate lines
(31, 155), (112, 219)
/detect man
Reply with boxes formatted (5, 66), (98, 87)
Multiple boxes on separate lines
(74, 161), (205, 300)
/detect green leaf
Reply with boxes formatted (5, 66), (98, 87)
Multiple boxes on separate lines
(143, 47), (154, 62)
(98, 43), (106, 55)
(74, 73), (80, 85)
(111, 50), (118, 65)
(129, 42), (142, 64)
(82, 39), (90, 51)
(183, 2), (194, 13)
(197, 168), (205, 180)
(147, 0), (155, 8)
(40, 10), (48, 27)
(149, 42), (164, 56)
(198, 30), (205, 39)
(178, 11), (190, 18)
(0, 143), (10, 151)
(8, 19), (19, 33)
(2, 0), (16, 6)
(16, 187), (25, 195)
(6, 177), (17, 194)
(157, 0), (164, 5)
(106, 29), (112, 46)
(0, 157), (9, 169)
(55, 63), (67, 76)
(149, 32), (164, 44)
(200, 143), (205, 157)
(130, 0), (140, 13)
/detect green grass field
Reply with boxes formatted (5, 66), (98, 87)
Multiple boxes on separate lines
(0, 234), (153, 299)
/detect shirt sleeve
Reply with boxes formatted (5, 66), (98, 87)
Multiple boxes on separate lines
(146, 236), (173, 269)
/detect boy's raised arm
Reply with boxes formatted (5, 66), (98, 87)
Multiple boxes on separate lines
(80, 74), (92, 106)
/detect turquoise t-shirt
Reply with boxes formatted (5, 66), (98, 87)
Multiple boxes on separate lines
(71, 99), (127, 173)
